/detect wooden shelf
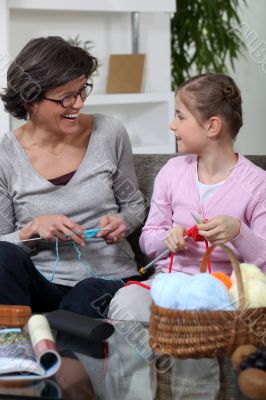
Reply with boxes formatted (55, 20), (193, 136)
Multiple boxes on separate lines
(87, 92), (174, 106)
(9, 0), (176, 13)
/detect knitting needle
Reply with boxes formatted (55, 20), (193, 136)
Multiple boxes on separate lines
(139, 230), (191, 275)
(121, 216), (202, 274)
(14, 228), (110, 243)
(191, 213), (203, 224)
(14, 237), (43, 243)
(114, 242), (171, 275)
(139, 248), (170, 274)
(138, 213), (203, 274)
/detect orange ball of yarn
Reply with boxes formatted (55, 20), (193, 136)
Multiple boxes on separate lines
(211, 272), (232, 289)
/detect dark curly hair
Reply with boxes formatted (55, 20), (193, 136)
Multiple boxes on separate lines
(177, 73), (243, 139)
(0, 36), (98, 120)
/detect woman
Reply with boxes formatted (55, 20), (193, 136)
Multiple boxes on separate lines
(0, 36), (145, 316)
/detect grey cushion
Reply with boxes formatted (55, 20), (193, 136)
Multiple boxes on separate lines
(133, 154), (176, 203)
(245, 155), (266, 170)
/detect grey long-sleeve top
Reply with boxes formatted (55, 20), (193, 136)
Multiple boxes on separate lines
(0, 114), (145, 286)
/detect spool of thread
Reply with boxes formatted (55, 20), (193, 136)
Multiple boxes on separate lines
(27, 315), (56, 358)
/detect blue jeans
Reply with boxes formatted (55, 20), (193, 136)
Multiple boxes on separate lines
(0, 241), (125, 317)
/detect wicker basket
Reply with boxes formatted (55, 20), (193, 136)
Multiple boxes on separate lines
(149, 244), (266, 359)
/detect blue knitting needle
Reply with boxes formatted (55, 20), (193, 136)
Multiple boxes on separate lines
(66, 228), (110, 239)
(84, 228), (110, 239)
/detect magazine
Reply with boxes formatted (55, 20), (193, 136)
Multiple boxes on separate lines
(0, 314), (61, 381)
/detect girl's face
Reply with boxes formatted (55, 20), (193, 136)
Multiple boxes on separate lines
(170, 93), (209, 155)
(30, 75), (87, 136)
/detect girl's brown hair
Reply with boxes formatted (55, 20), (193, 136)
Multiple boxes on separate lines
(177, 73), (243, 138)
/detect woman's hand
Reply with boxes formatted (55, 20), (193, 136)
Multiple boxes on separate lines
(197, 215), (241, 245)
(97, 214), (126, 244)
(19, 215), (86, 247)
(164, 225), (187, 253)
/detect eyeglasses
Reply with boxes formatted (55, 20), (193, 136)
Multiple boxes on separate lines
(43, 83), (93, 108)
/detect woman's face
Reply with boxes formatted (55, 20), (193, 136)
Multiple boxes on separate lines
(30, 75), (87, 136)
(170, 93), (209, 155)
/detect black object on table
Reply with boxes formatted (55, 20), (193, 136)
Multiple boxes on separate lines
(46, 309), (114, 342)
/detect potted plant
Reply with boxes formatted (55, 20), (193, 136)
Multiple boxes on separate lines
(67, 34), (94, 52)
(171, 0), (247, 88)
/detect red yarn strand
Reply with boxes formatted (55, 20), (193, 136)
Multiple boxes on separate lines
(169, 252), (174, 273)
(168, 225), (211, 273)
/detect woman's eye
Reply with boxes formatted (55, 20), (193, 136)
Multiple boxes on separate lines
(177, 115), (184, 120)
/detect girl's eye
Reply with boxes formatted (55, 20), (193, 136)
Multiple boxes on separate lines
(177, 115), (184, 120)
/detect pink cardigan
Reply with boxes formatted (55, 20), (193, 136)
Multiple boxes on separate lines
(140, 154), (266, 275)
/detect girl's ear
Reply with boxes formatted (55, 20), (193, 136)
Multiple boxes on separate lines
(206, 116), (222, 138)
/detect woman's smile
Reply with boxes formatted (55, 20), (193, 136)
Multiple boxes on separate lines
(61, 112), (80, 121)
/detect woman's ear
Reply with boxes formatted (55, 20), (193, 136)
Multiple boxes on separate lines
(25, 101), (39, 116)
(206, 116), (222, 138)
(30, 102), (40, 114)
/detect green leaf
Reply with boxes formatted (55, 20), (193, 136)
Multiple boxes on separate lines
(171, 0), (247, 89)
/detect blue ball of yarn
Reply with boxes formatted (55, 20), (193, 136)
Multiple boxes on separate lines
(150, 273), (190, 308)
(151, 272), (235, 311)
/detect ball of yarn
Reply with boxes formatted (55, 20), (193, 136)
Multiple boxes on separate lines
(229, 264), (266, 308)
(150, 273), (190, 309)
(229, 278), (266, 308)
(151, 272), (235, 311)
(231, 263), (266, 285)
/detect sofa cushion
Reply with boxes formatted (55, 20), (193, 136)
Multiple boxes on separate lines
(133, 154), (176, 203)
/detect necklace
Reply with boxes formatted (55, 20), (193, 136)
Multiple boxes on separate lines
(54, 150), (64, 159)
(40, 144), (67, 159)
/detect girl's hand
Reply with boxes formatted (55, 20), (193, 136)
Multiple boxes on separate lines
(165, 225), (187, 253)
(197, 215), (241, 245)
(19, 215), (86, 247)
(97, 214), (126, 244)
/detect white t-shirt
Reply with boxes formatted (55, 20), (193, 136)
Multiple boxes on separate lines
(196, 169), (225, 204)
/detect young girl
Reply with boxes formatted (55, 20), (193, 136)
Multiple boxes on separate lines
(108, 73), (266, 322)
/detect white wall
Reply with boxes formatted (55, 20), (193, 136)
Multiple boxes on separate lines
(10, 10), (172, 95)
(7, 9), (175, 153)
(4, 1), (266, 154)
(230, 0), (266, 155)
